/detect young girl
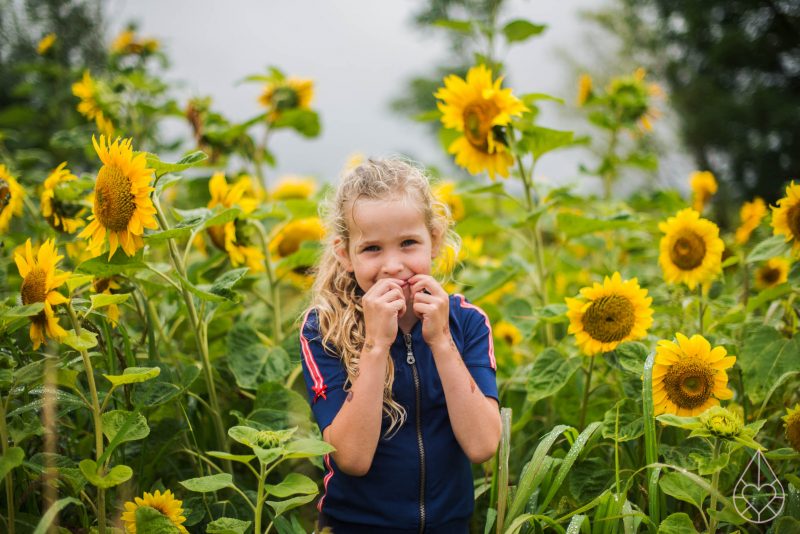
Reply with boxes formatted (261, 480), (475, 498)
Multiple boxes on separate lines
(299, 158), (501, 533)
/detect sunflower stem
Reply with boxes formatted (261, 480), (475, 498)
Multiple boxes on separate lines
(65, 300), (106, 534)
(697, 285), (705, 336)
(602, 124), (620, 201)
(254, 462), (266, 534)
(251, 220), (282, 345)
(0, 395), (15, 534)
(642, 351), (661, 527)
(707, 439), (723, 533)
(579, 357), (595, 429)
(151, 195), (230, 460)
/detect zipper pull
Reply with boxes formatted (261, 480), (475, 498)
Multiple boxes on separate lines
(404, 333), (415, 365)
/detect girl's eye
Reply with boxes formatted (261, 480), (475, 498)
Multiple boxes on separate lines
(402, 239), (417, 247)
(363, 245), (379, 252)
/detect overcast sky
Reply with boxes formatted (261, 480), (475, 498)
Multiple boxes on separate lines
(111, 0), (690, 195)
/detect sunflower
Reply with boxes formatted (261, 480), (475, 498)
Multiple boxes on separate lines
(121, 489), (189, 534)
(37, 33), (56, 55)
(783, 404), (800, 452)
(15, 239), (70, 350)
(652, 333), (735, 416)
(432, 243), (459, 278)
(204, 172), (264, 272)
(435, 65), (528, 180)
(658, 208), (724, 290)
(433, 181), (465, 221)
(40, 162), (86, 234)
(566, 272), (653, 356)
(270, 175), (317, 201)
(258, 77), (314, 122)
(577, 74), (593, 106)
(689, 171), (717, 212)
(111, 29), (135, 54)
(270, 217), (325, 258)
(495, 321), (522, 346)
(0, 165), (25, 234)
(606, 67), (662, 132)
(71, 72), (114, 137)
(92, 277), (123, 326)
(771, 181), (800, 255)
(735, 197), (767, 244)
(78, 136), (158, 259)
(755, 258), (790, 289)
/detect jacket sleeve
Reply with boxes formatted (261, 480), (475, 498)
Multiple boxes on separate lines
(454, 295), (499, 402)
(299, 309), (349, 433)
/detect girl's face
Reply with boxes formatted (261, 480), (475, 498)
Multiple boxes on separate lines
(336, 196), (440, 301)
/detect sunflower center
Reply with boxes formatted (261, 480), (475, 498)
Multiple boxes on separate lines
(582, 295), (635, 343)
(271, 86), (300, 112)
(463, 102), (497, 151)
(0, 178), (11, 211)
(663, 358), (715, 409)
(761, 267), (780, 285)
(787, 412), (800, 452)
(95, 165), (135, 232)
(670, 230), (706, 270)
(787, 204), (800, 240)
(21, 267), (48, 305)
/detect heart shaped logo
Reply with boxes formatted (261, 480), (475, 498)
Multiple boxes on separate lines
(733, 450), (786, 524)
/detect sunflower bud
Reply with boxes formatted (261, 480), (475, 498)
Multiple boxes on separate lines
(700, 406), (743, 439)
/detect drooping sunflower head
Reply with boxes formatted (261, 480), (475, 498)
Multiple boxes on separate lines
(71, 71), (114, 137)
(270, 217), (325, 259)
(783, 404), (800, 452)
(270, 175), (317, 201)
(435, 64), (528, 179)
(15, 239), (70, 350)
(771, 181), (800, 255)
(0, 164), (25, 234)
(78, 136), (158, 259)
(689, 171), (717, 212)
(755, 257), (790, 289)
(432, 181), (465, 221)
(259, 77), (314, 121)
(606, 67), (663, 131)
(121, 489), (189, 534)
(577, 74), (593, 106)
(40, 162), (87, 234)
(37, 33), (56, 55)
(735, 197), (767, 244)
(565, 272), (653, 356)
(652, 333), (736, 416)
(658, 208), (724, 290)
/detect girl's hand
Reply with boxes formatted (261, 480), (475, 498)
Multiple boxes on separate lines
(409, 274), (450, 346)
(362, 278), (406, 350)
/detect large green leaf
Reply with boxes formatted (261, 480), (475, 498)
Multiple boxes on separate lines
(206, 517), (252, 534)
(602, 398), (644, 442)
(146, 150), (208, 178)
(62, 329), (98, 351)
(134, 505), (182, 533)
(266, 494), (317, 517)
(227, 322), (291, 390)
(556, 212), (639, 238)
(525, 348), (582, 404)
(502, 19), (547, 43)
(79, 459), (133, 489)
(657, 513), (698, 533)
(0, 447), (25, 480)
(659, 472), (708, 511)
(77, 250), (146, 276)
(746, 235), (791, 263)
(266, 473), (318, 499)
(739, 325), (800, 403)
(101, 410), (150, 444)
(518, 126), (573, 159)
(180, 473), (234, 493)
(104, 366), (161, 386)
(283, 438), (335, 459)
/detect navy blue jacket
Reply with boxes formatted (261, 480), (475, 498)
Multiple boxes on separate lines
(299, 294), (498, 532)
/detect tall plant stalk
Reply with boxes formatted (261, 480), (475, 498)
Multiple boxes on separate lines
(0, 396), (14, 534)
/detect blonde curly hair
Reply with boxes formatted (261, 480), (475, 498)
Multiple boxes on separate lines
(302, 157), (460, 436)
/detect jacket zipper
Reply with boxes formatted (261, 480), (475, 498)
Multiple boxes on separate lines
(404, 333), (426, 533)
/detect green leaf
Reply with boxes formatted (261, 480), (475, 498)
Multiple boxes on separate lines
(180, 473), (234, 493)
(659, 472), (708, 511)
(0, 447), (24, 480)
(101, 410), (150, 444)
(283, 438), (336, 459)
(204, 206), (242, 228)
(746, 235), (791, 263)
(104, 366), (161, 386)
(206, 517), (252, 534)
(438, 127), (461, 153)
(227, 322), (291, 389)
(746, 283), (792, 312)
(739, 325), (800, 403)
(502, 19), (547, 43)
(79, 459), (133, 488)
(0, 302), (44, 319)
(525, 348), (582, 404)
(464, 264), (522, 302)
(32, 497), (82, 534)
(62, 330), (98, 351)
(175, 271), (226, 303)
(656, 414), (699, 430)
(538, 422), (602, 512)
(154, 174), (182, 196)
(556, 212), (638, 238)
(266, 494), (317, 518)
(135, 505), (182, 533)
(254, 446), (284, 466)
(603, 342), (647, 375)
(265, 473), (318, 498)
(601, 398), (643, 442)
(657, 513), (698, 533)
(76, 250), (146, 276)
(206, 451), (256, 464)
(518, 126), (573, 159)
(90, 293), (129, 309)
(146, 150), (208, 177)
(210, 268), (248, 300)
(433, 19), (473, 33)
(272, 109), (320, 137)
